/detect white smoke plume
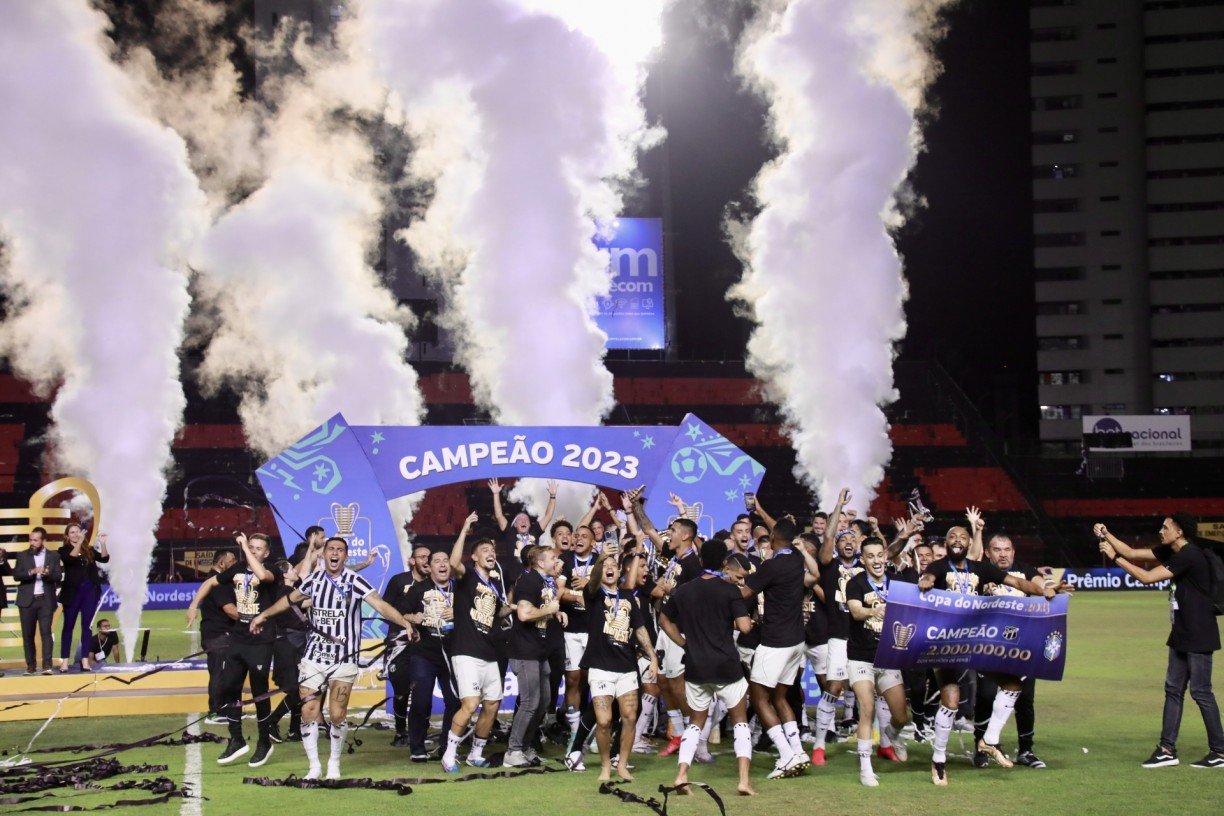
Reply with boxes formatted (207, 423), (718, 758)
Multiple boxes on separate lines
(193, 15), (426, 460)
(357, 0), (661, 518)
(729, 0), (950, 512)
(0, 0), (206, 657)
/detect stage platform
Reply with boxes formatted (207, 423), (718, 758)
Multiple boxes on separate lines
(0, 658), (389, 722)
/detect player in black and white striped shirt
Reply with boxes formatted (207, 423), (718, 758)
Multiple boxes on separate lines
(252, 537), (413, 780)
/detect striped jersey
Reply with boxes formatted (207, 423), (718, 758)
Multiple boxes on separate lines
(297, 568), (375, 664)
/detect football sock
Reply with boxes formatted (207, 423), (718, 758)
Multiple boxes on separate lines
(984, 689), (1020, 745)
(858, 738), (874, 773)
(329, 722), (347, 763)
(668, 709), (684, 737)
(767, 724), (794, 765)
(733, 722), (753, 759)
(302, 721), (320, 766)
(876, 696), (893, 748)
(814, 692), (837, 749)
(443, 729), (462, 765)
(932, 705), (956, 764)
(782, 720), (804, 756)
(469, 736), (487, 761)
(677, 724), (702, 767)
(635, 694), (657, 743)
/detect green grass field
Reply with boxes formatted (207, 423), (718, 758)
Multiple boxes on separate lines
(2, 593), (1222, 816)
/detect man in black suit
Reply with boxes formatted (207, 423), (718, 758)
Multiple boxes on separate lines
(15, 526), (62, 675)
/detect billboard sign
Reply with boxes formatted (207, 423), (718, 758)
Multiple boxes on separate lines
(1082, 415), (1190, 451)
(594, 218), (665, 350)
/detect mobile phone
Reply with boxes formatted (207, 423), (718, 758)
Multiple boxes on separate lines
(744, 492), (756, 512)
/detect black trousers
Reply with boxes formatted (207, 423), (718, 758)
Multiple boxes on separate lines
(20, 595), (56, 670)
(388, 646), (413, 732)
(974, 673), (1036, 752)
(204, 633), (231, 715)
(220, 641), (273, 742)
(270, 632), (305, 727)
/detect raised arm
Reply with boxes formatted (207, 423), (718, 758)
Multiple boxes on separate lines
(754, 495), (777, 533)
(628, 487), (665, 551)
(1099, 539), (1173, 585)
(235, 534), (273, 583)
(186, 576), (220, 626)
(488, 479), (509, 531)
(449, 511), (479, 577)
(539, 480), (559, 531)
(1094, 523), (1156, 562)
(577, 489), (601, 530)
(966, 507), (985, 562)
(821, 487), (850, 565)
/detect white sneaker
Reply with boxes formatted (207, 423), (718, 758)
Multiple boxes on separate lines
(766, 761), (788, 780)
(564, 751), (586, 772)
(694, 746), (715, 764)
(326, 761), (340, 780)
(783, 752), (809, 774)
(860, 769), (880, 787)
(954, 717), (974, 733)
(900, 723), (916, 740)
(885, 724), (908, 762)
(305, 764), (322, 781)
(504, 750), (530, 768)
(632, 740), (655, 754)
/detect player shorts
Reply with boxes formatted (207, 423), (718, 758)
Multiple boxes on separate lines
(806, 643), (829, 676)
(825, 638), (849, 682)
(685, 677), (748, 712)
(637, 654), (658, 685)
(298, 658), (360, 691)
(749, 642), (805, 687)
(847, 660), (903, 692)
(736, 645), (756, 668)
(657, 629), (686, 679)
(452, 655), (505, 701)
(589, 668), (639, 699)
(564, 632), (589, 672)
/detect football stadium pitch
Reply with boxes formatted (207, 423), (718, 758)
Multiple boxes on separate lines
(2, 592), (1222, 816)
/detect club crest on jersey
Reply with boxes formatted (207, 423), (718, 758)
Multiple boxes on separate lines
(892, 622), (916, 650)
(1003, 626), (1020, 641)
(1044, 630), (1064, 662)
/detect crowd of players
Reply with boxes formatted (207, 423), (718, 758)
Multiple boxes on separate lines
(185, 481), (1072, 790)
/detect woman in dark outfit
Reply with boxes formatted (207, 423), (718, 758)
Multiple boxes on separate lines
(58, 523), (109, 671)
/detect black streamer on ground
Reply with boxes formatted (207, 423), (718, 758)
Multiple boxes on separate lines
(598, 780), (727, 816)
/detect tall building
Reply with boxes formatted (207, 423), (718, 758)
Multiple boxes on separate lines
(1030, 0), (1224, 455)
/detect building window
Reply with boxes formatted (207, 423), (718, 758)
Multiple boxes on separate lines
(1155, 371), (1224, 382)
(1148, 167), (1224, 179)
(1035, 232), (1086, 247)
(1038, 335), (1087, 350)
(1036, 266), (1086, 281)
(1152, 302), (1224, 313)
(1147, 132), (1224, 146)
(1040, 404), (1086, 420)
(1146, 65), (1224, 79)
(1032, 26), (1079, 42)
(1033, 95), (1083, 112)
(1149, 200), (1224, 212)
(1145, 32), (1224, 45)
(1035, 198), (1082, 213)
(1037, 300), (1086, 315)
(1033, 129), (1079, 144)
(1040, 370), (1086, 385)
(1150, 236), (1224, 247)
(1152, 336), (1224, 347)
(1150, 268), (1224, 280)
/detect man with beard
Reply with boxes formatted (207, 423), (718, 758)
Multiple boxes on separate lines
(442, 514), (514, 772)
(399, 550), (462, 762)
(186, 549), (237, 724)
(489, 478), (557, 584)
(974, 533), (1052, 769)
(384, 543), (432, 747)
(506, 544), (565, 767)
(918, 526), (1057, 786)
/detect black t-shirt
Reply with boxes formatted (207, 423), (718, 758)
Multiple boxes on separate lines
(631, 581), (658, 644)
(384, 571), (420, 638)
(581, 586), (646, 673)
(803, 585), (827, 646)
(821, 559), (863, 640)
(560, 551), (598, 634)
(450, 568), (505, 662)
(498, 520), (543, 583)
(200, 571), (235, 641)
(890, 564), (920, 584)
(507, 569), (561, 660)
(745, 548), (806, 648)
(215, 561), (283, 646)
(1154, 543), (1221, 653)
(88, 631), (119, 660)
(277, 584), (311, 633)
(666, 547), (703, 589)
(404, 580), (456, 661)
(664, 576), (749, 684)
(983, 561), (1040, 597)
(845, 572), (891, 662)
(923, 557), (1008, 596)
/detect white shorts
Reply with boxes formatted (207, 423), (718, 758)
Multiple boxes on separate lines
(847, 660), (904, 693)
(564, 632), (589, 672)
(298, 658), (360, 692)
(657, 629), (686, 679)
(736, 645), (756, 668)
(806, 643), (828, 676)
(637, 655), (658, 686)
(749, 643), (805, 687)
(825, 638), (849, 682)
(590, 668), (639, 699)
(686, 677), (748, 712)
(452, 655), (504, 702)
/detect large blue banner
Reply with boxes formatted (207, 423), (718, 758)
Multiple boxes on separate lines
(595, 217), (665, 350)
(874, 582), (1069, 681)
(256, 416), (405, 600)
(99, 583), (198, 612)
(1050, 567), (1169, 591)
